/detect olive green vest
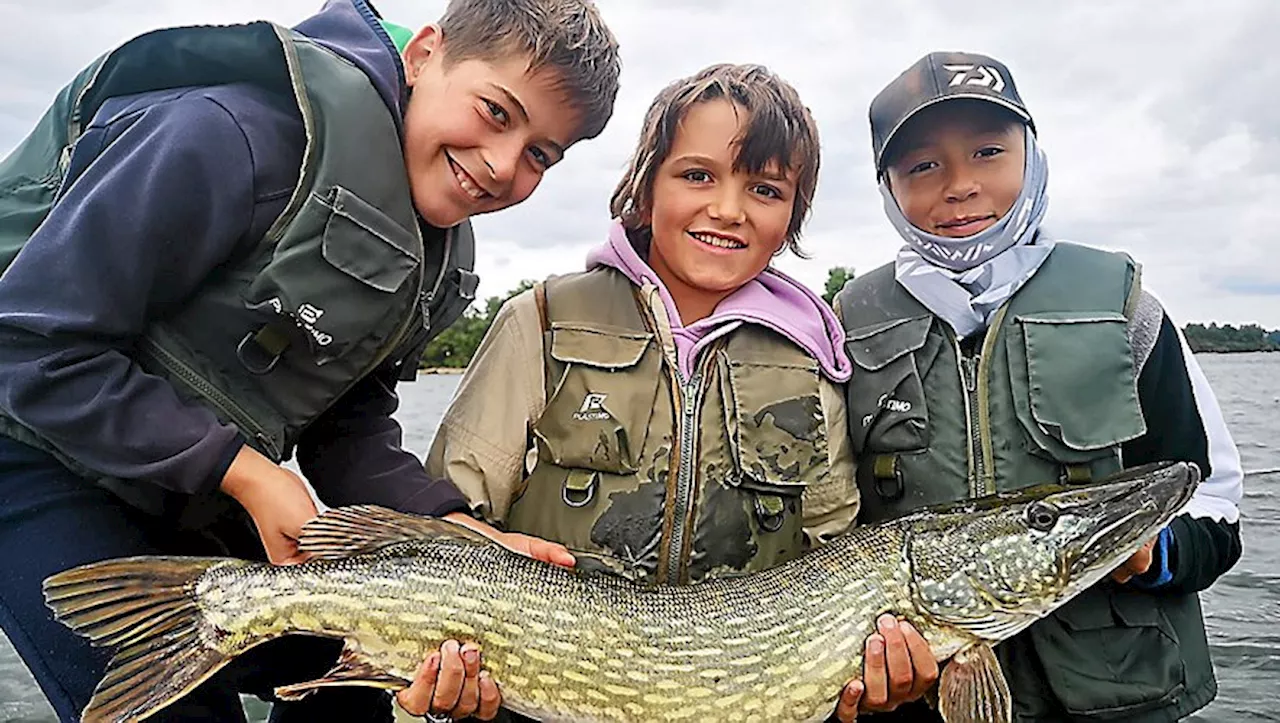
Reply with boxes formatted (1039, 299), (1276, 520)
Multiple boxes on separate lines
(506, 269), (833, 586)
(838, 244), (1217, 722)
(0, 21), (476, 523)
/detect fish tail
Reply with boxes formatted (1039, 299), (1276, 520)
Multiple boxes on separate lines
(43, 556), (243, 723)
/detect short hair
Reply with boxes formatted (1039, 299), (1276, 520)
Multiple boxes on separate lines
(609, 64), (820, 256)
(437, 0), (621, 142)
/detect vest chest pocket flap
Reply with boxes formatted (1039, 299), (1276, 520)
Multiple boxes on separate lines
(721, 351), (828, 497)
(533, 322), (662, 475)
(1006, 311), (1146, 461)
(844, 316), (933, 455)
(242, 185), (421, 365)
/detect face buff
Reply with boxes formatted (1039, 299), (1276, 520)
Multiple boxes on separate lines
(887, 130), (1054, 339)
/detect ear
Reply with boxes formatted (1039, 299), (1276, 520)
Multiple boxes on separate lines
(403, 24), (444, 88)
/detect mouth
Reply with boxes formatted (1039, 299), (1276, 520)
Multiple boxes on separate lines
(446, 152), (492, 203)
(935, 214), (997, 235)
(688, 230), (747, 251)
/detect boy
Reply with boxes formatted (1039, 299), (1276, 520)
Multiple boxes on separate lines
(0, 1), (618, 721)
(836, 52), (1244, 721)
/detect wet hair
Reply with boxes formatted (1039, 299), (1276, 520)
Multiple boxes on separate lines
(609, 64), (821, 256)
(436, 0), (621, 142)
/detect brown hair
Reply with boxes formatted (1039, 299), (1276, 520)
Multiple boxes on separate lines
(609, 64), (821, 256)
(436, 0), (621, 142)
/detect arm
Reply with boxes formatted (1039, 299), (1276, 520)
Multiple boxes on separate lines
(0, 91), (276, 493)
(802, 378), (860, 547)
(425, 290), (547, 524)
(295, 362), (469, 516)
(1121, 292), (1244, 593)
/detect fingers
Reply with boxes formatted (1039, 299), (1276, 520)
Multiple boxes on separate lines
(475, 671), (502, 720)
(395, 651), (441, 716)
(900, 620), (939, 699)
(431, 640), (467, 714)
(860, 632), (888, 710)
(454, 643), (484, 718)
(835, 679), (863, 722)
(878, 616), (914, 702)
(524, 537), (577, 568)
(1111, 537), (1156, 583)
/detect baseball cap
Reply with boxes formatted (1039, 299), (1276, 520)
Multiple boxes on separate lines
(870, 51), (1034, 175)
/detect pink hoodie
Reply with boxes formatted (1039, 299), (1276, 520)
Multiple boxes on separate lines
(585, 221), (852, 383)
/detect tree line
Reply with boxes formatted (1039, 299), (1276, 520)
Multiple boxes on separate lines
(420, 268), (1275, 369)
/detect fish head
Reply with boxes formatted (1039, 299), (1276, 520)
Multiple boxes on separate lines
(902, 461), (1199, 642)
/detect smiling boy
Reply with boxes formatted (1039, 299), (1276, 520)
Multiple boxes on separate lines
(0, 1), (618, 721)
(836, 52), (1243, 721)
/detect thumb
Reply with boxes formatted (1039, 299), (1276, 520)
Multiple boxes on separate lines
(837, 679), (863, 721)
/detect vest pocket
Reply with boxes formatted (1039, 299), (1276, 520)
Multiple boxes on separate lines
(844, 316), (933, 454)
(532, 323), (661, 474)
(1032, 585), (1187, 718)
(242, 186), (420, 364)
(1006, 312), (1146, 462)
(722, 354), (827, 495)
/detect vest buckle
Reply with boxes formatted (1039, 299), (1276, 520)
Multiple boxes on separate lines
(872, 454), (906, 501)
(754, 494), (787, 533)
(236, 325), (291, 375)
(562, 470), (599, 508)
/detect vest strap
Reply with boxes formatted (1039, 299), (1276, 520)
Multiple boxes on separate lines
(236, 323), (293, 375)
(562, 469), (598, 508)
(754, 494), (786, 532)
(1062, 464), (1093, 485)
(872, 454), (906, 501)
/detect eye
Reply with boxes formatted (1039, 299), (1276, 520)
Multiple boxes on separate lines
(907, 160), (936, 175)
(976, 146), (1004, 159)
(528, 146), (552, 170)
(482, 99), (509, 126)
(682, 169), (712, 184)
(1025, 502), (1059, 532)
(752, 183), (783, 200)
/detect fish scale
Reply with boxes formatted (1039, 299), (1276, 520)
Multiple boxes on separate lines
(43, 461), (1197, 723)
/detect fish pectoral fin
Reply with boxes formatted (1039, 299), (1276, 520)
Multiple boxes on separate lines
(937, 642), (1012, 723)
(274, 643), (410, 701)
(927, 609), (1035, 641)
(298, 505), (492, 560)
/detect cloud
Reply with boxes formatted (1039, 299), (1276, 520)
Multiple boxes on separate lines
(2, 0), (1277, 325)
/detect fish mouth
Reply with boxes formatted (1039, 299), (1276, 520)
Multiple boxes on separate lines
(1066, 462), (1199, 579)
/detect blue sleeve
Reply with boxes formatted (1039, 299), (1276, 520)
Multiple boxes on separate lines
(0, 92), (261, 494)
(1129, 525), (1175, 589)
(296, 363), (469, 516)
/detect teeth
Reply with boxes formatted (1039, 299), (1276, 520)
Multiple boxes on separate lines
(451, 161), (488, 201)
(692, 232), (745, 249)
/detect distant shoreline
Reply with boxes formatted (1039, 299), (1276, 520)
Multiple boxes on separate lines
(417, 367), (466, 375)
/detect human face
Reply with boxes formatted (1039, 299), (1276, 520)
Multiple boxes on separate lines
(885, 102), (1026, 238)
(401, 27), (582, 228)
(645, 99), (796, 322)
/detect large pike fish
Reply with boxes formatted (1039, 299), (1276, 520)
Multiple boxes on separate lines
(44, 461), (1197, 723)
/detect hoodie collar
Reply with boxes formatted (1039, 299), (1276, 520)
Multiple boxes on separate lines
(586, 221), (852, 382)
(294, 0), (407, 131)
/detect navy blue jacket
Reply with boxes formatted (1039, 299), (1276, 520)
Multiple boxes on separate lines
(0, 0), (467, 517)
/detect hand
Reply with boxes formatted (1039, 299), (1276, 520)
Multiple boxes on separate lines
(396, 639), (501, 721)
(444, 512), (576, 568)
(220, 446), (318, 565)
(1110, 535), (1157, 584)
(840, 614), (938, 719)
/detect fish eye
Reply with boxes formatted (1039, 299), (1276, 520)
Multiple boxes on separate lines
(1026, 502), (1059, 531)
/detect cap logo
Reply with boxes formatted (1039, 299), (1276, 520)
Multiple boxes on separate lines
(942, 64), (1006, 93)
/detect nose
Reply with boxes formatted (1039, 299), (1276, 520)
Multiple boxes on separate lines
(480, 137), (523, 192)
(943, 165), (981, 203)
(708, 185), (746, 224)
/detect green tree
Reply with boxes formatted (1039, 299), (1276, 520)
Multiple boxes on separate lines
(1182, 322), (1280, 353)
(822, 266), (856, 305)
(420, 279), (536, 369)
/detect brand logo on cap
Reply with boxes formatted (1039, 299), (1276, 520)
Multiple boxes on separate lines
(943, 64), (1006, 93)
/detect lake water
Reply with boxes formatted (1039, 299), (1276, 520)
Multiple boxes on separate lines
(2, 354), (1277, 722)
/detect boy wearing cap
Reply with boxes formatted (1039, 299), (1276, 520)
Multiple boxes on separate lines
(0, 1), (618, 721)
(835, 52), (1244, 721)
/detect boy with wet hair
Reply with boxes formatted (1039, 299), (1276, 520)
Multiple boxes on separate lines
(836, 51), (1243, 721)
(0, 1), (618, 721)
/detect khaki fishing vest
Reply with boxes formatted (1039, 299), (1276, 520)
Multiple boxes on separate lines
(0, 20), (476, 522)
(838, 244), (1218, 722)
(505, 269), (831, 586)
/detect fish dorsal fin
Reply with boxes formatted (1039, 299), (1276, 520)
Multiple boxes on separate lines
(938, 642), (1012, 723)
(274, 641), (411, 700)
(298, 505), (491, 561)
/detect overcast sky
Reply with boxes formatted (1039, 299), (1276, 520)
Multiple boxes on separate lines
(3, 1), (1277, 326)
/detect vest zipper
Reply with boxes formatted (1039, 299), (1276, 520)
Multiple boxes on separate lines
(139, 337), (282, 460)
(953, 341), (984, 499)
(664, 346), (719, 586)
